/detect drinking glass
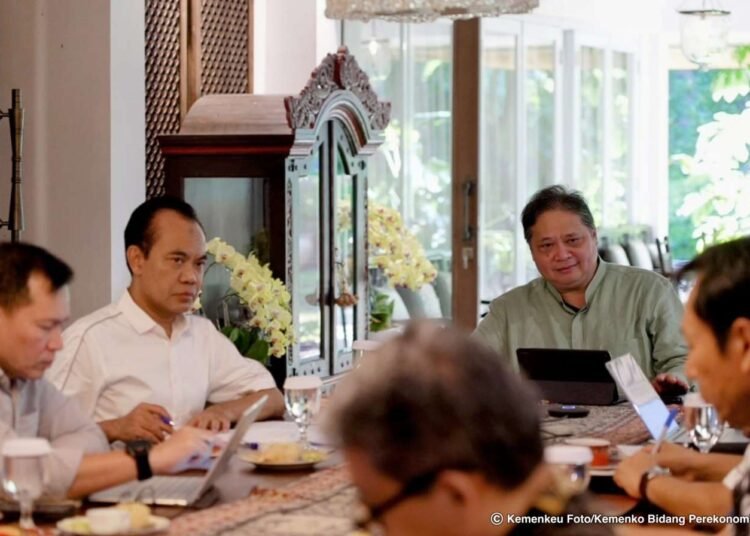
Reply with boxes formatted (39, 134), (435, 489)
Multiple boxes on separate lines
(1, 438), (50, 530)
(351, 339), (380, 369)
(284, 376), (322, 449)
(683, 393), (724, 453)
(544, 445), (593, 495)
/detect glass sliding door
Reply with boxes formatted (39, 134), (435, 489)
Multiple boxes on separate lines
(579, 46), (606, 225)
(607, 51), (633, 227)
(480, 20), (519, 304)
(344, 21), (453, 321)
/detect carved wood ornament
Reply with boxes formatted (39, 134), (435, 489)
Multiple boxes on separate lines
(284, 47), (391, 132)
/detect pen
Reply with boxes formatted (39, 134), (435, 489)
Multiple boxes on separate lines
(160, 415), (175, 427)
(651, 408), (679, 462)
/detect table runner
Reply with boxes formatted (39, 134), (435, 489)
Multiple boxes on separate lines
(542, 404), (652, 445)
(167, 465), (356, 536)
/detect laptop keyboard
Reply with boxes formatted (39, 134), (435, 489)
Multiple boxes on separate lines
(91, 475), (205, 505)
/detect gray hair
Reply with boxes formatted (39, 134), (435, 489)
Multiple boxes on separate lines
(521, 185), (596, 243)
(327, 321), (543, 491)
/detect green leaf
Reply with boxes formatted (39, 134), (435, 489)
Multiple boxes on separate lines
(220, 325), (235, 339)
(246, 339), (270, 366)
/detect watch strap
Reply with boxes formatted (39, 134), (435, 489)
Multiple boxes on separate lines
(126, 442), (153, 481)
(639, 467), (669, 501)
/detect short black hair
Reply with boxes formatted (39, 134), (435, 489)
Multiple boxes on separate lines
(521, 185), (596, 242)
(329, 321), (543, 491)
(0, 242), (73, 311)
(124, 196), (202, 273)
(677, 236), (750, 350)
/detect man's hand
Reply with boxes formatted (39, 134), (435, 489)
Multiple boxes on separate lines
(651, 373), (689, 396)
(187, 406), (231, 432)
(614, 450), (654, 498)
(100, 403), (173, 443)
(149, 427), (213, 474)
(649, 442), (701, 479)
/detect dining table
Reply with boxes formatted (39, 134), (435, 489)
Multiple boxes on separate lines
(155, 404), (648, 535)
(19, 405), (656, 536)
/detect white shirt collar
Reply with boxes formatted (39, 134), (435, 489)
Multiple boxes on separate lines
(117, 290), (188, 338)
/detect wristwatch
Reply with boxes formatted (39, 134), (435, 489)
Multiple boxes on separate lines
(125, 440), (153, 481)
(639, 466), (670, 501)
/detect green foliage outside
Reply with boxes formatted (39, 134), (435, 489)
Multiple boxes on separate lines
(669, 46), (750, 259)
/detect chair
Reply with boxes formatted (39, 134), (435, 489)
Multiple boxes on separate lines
(647, 242), (661, 269)
(655, 237), (674, 277)
(599, 243), (631, 266)
(623, 238), (654, 270)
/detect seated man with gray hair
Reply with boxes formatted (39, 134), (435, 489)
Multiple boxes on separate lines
(327, 321), (611, 536)
(474, 185), (687, 394)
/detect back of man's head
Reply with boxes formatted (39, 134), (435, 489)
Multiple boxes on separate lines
(521, 185), (596, 242)
(678, 236), (750, 349)
(124, 196), (202, 273)
(0, 242), (73, 312)
(329, 321), (543, 491)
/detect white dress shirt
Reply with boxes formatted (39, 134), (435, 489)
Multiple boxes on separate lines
(724, 444), (750, 490)
(47, 291), (277, 426)
(0, 372), (108, 497)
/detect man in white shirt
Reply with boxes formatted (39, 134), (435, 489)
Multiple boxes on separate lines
(0, 242), (212, 498)
(48, 197), (284, 444)
(614, 236), (750, 534)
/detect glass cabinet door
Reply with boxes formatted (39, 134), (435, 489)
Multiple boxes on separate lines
(293, 151), (324, 367)
(184, 177), (268, 324)
(332, 124), (362, 374)
(290, 120), (367, 377)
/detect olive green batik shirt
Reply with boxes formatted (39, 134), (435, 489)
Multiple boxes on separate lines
(473, 260), (687, 381)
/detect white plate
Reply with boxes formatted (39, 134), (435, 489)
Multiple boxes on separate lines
(238, 450), (327, 471)
(57, 514), (170, 535)
(590, 466), (617, 477)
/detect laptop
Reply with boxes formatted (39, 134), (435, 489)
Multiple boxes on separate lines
(605, 354), (684, 441)
(90, 395), (268, 506)
(517, 348), (620, 406)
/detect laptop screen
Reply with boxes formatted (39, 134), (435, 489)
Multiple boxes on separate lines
(605, 354), (679, 439)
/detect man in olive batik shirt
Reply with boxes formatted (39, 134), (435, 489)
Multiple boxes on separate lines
(474, 186), (687, 392)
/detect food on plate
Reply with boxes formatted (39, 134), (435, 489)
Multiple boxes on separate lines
(116, 502), (152, 530)
(246, 442), (326, 464)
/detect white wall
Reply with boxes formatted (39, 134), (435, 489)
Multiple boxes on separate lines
(253, 0), (340, 94)
(0, 0), (145, 320)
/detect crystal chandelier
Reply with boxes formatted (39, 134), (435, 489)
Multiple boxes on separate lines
(325, 0), (540, 22)
(677, 0), (731, 70)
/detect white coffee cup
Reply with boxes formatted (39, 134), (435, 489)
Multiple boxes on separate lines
(86, 507), (131, 534)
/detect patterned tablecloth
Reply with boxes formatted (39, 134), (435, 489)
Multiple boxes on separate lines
(167, 465), (358, 536)
(167, 405), (651, 535)
(541, 403), (653, 445)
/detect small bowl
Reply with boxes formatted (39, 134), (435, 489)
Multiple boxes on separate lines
(564, 437), (611, 467)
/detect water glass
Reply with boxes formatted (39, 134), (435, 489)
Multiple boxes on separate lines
(544, 445), (593, 495)
(351, 339), (380, 369)
(283, 376), (322, 449)
(683, 393), (724, 453)
(1, 438), (50, 530)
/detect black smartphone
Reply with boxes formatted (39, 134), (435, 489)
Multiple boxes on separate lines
(547, 403), (590, 418)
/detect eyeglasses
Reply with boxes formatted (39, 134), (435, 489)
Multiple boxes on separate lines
(354, 470), (440, 533)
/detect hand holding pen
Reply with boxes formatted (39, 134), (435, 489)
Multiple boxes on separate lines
(651, 408), (679, 466)
(102, 403), (175, 443)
